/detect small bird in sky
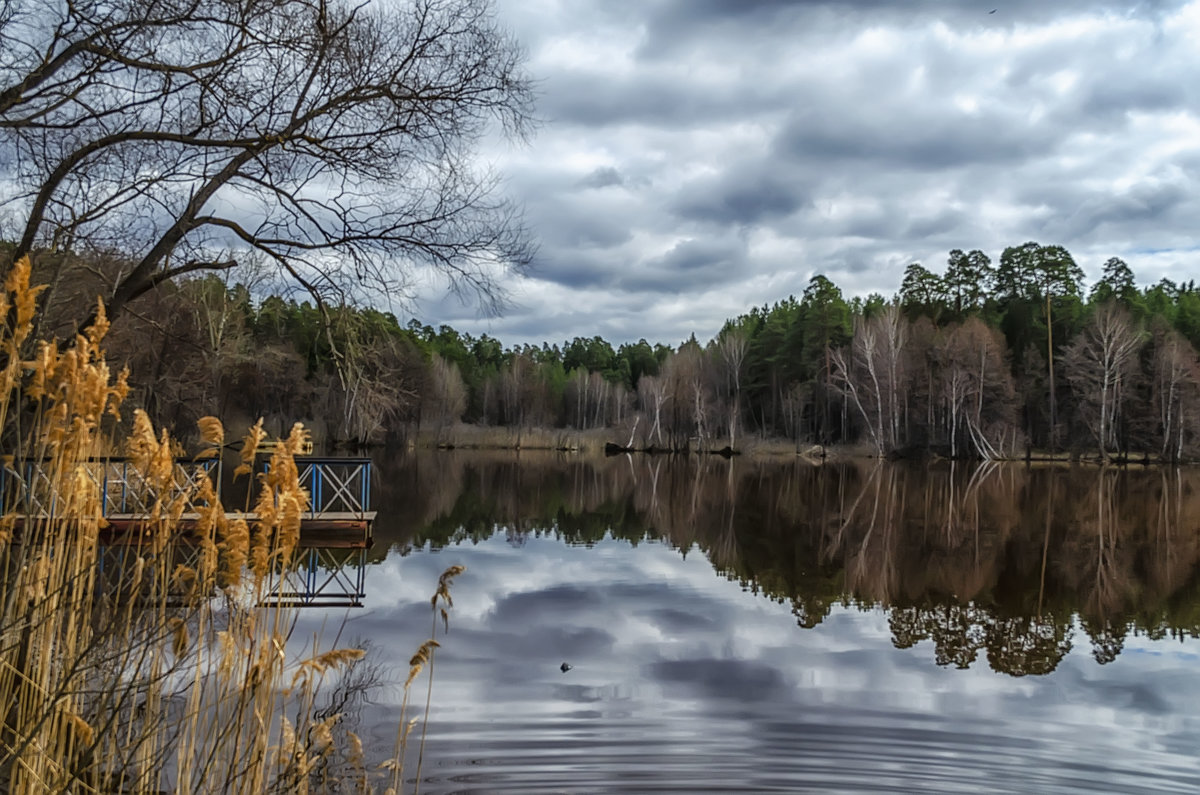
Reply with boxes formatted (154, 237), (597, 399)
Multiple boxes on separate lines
(989, 8), (997, 13)
(560, 662), (573, 673)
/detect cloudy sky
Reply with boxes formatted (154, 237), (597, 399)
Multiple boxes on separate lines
(414, 0), (1200, 348)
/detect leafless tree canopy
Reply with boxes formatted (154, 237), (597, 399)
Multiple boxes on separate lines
(0, 0), (535, 325)
(1062, 303), (1143, 459)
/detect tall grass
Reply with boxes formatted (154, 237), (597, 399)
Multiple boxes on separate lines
(0, 257), (455, 793)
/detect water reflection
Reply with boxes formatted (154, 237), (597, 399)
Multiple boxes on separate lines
(290, 452), (1200, 793)
(370, 453), (1200, 675)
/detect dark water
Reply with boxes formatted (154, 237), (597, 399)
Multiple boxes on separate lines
(294, 452), (1200, 793)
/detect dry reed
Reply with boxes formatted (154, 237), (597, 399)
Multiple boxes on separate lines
(0, 258), (461, 793)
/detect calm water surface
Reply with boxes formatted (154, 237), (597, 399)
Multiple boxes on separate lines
(294, 452), (1200, 793)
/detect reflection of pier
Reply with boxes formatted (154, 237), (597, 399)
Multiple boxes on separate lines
(1, 455), (374, 608)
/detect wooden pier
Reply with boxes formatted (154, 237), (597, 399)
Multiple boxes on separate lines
(1, 454), (376, 607)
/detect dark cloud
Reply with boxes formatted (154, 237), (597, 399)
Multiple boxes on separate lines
(835, 207), (897, 241)
(554, 219), (633, 251)
(905, 207), (970, 240)
(673, 166), (808, 225)
(775, 103), (1055, 171)
(543, 70), (784, 128)
(1065, 180), (1190, 238)
(1077, 71), (1189, 121)
(577, 166), (625, 189)
(656, 237), (745, 271)
(618, 236), (749, 293)
(525, 253), (617, 289)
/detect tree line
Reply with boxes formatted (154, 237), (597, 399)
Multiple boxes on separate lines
(84, 241), (1200, 459)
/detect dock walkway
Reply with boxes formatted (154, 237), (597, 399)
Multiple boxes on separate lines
(1, 454), (375, 606)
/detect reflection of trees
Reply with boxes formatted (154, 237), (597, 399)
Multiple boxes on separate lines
(889, 604), (988, 669)
(932, 606), (989, 670)
(984, 615), (1072, 676)
(1146, 468), (1200, 602)
(710, 458), (741, 568)
(1081, 617), (1126, 665)
(888, 604), (1071, 676)
(372, 450), (1200, 673)
(1061, 467), (1134, 619)
(843, 464), (902, 604)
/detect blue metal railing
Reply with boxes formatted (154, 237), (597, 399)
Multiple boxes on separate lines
(262, 456), (372, 519)
(2, 455), (372, 520)
(0, 456), (219, 519)
(5, 454), (370, 608)
(283, 547), (367, 606)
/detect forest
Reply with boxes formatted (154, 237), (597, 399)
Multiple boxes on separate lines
(35, 241), (1200, 461)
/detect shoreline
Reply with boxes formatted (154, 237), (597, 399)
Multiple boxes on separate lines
(321, 424), (1194, 467)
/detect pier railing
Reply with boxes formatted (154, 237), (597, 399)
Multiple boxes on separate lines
(261, 547), (368, 608)
(1, 455), (373, 520)
(0, 456), (220, 518)
(2, 454), (374, 608)
(290, 456), (372, 519)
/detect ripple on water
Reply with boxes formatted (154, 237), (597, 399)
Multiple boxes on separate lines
(405, 705), (1200, 794)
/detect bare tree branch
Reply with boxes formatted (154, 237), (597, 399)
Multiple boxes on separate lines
(1, 0), (535, 330)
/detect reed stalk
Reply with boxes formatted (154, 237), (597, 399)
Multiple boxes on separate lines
(0, 258), (458, 793)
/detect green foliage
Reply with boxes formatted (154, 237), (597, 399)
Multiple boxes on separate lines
(616, 339), (661, 390)
(899, 262), (947, 321)
(945, 249), (993, 317)
(1089, 257), (1137, 306)
(798, 275), (852, 379)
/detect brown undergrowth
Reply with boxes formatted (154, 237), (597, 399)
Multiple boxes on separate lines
(0, 257), (455, 793)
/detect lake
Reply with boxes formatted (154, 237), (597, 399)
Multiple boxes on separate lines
(293, 452), (1200, 793)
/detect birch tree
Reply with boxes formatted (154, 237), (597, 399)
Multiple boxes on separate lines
(715, 328), (748, 449)
(1150, 327), (1200, 461)
(1062, 303), (1143, 459)
(940, 317), (1018, 459)
(830, 304), (908, 455)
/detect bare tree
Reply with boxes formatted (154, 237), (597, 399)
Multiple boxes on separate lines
(421, 353), (467, 435)
(714, 328), (748, 449)
(1, 0), (534, 328)
(830, 304), (908, 455)
(940, 317), (1018, 459)
(498, 353), (528, 429)
(636, 374), (669, 447)
(185, 270), (261, 414)
(326, 311), (422, 444)
(564, 368), (590, 429)
(659, 341), (715, 451)
(1062, 303), (1143, 459)
(1150, 327), (1200, 461)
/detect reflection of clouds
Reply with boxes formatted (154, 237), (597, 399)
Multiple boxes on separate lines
(646, 658), (790, 703)
(635, 606), (720, 633)
(293, 531), (1200, 793)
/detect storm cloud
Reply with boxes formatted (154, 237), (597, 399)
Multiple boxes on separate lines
(416, 0), (1200, 347)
